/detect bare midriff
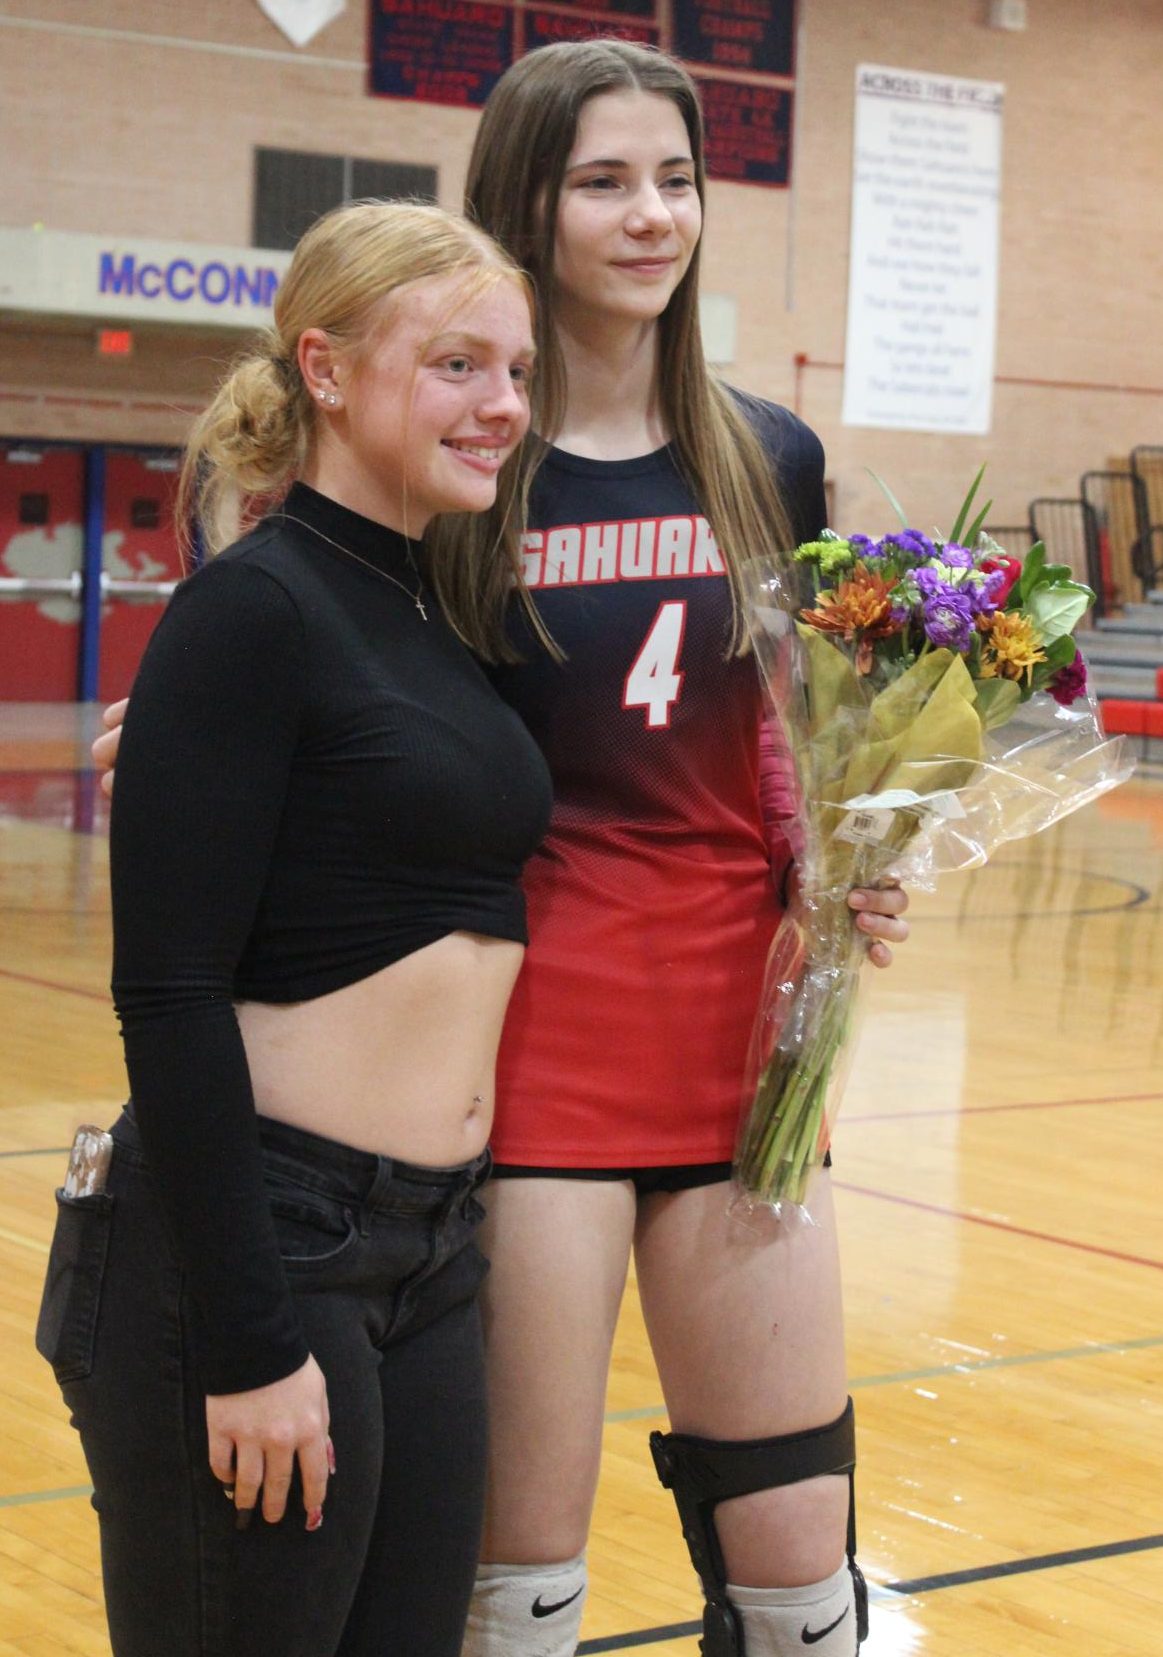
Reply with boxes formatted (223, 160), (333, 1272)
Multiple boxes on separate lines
(236, 931), (524, 1168)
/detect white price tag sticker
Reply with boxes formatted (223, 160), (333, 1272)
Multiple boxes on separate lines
(834, 807), (895, 845)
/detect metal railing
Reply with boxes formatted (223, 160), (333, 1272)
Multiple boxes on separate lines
(1080, 470), (1152, 603)
(0, 573), (178, 601)
(1028, 497), (1104, 621)
(981, 523), (1034, 554)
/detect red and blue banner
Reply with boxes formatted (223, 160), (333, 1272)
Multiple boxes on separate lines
(368, 0), (797, 186)
(370, 0), (515, 108)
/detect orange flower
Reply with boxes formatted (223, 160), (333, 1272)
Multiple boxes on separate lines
(801, 564), (902, 672)
(978, 610), (1045, 683)
(801, 564), (900, 635)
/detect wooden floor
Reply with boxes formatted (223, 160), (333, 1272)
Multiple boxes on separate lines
(2, 702), (1161, 1656)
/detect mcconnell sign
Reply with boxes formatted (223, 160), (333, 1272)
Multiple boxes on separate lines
(0, 228), (292, 327)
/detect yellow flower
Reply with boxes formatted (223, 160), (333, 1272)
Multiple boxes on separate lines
(978, 610), (1045, 683)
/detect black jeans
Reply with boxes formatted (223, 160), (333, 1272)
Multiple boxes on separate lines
(36, 1108), (491, 1657)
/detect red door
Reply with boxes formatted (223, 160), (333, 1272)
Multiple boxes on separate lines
(98, 449), (185, 704)
(0, 442), (85, 701)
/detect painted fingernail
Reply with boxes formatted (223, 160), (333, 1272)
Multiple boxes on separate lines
(221, 1484), (235, 1501)
(235, 1507), (254, 1532)
(326, 1437), (337, 1476)
(306, 1508), (324, 1533)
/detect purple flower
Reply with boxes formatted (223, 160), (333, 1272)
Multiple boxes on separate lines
(913, 566), (955, 599)
(1049, 650), (1088, 705)
(879, 529), (938, 562)
(940, 542), (974, 568)
(981, 568), (1008, 603)
(846, 533), (878, 558)
(922, 590), (976, 651)
(964, 571), (1003, 617)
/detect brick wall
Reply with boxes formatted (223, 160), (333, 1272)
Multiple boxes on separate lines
(2, 0), (1161, 529)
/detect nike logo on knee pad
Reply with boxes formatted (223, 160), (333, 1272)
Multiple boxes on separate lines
(802, 1605), (849, 1644)
(532, 1588), (584, 1619)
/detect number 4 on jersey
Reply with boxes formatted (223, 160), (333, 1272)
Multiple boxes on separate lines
(623, 600), (687, 728)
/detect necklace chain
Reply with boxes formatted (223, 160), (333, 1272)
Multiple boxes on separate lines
(280, 512), (428, 621)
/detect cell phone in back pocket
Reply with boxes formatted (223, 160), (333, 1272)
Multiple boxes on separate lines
(63, 1125), (114, 1198)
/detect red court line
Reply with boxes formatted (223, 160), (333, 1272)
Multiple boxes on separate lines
(846, 1091), (1162, 1124)
(834, 1181), (1163, 1271)
(0, 967), (109, 1003)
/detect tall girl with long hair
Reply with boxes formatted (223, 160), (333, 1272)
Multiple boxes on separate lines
(439, 41), (909, 1657)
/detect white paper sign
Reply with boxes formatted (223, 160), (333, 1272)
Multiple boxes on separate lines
(257, 0), (346, 48)
(842, 65), (1003, 435)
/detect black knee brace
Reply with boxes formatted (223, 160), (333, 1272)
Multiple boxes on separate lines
(650, 1398), (868, 1656)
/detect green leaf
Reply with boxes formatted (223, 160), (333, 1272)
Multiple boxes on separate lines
(964, 499), (993, 547)
(1041, 632), (1082, 672)
(866, 468), (909, 530)
(949, 465), (987, 544)
(1019, 541), (1046, 602)
(972, 677), (1021, 730)
(1035, 562), (1078, 587)
(1027, 581), (1092, 642)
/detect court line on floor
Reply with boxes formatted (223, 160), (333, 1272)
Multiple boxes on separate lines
(889, 1531), (1163, 1594)
(912, 871), (1150, 921)
(575, 1533), (1163, 1652)
(17, 1332), (1161, 1508)
(603, 1331), (1163, 1423)
(834, 1181), (1163, 1271)
(846, 1087), (1163, 1124)
(0, 1485), (92, 1510)
(0, 967), (109, 1002)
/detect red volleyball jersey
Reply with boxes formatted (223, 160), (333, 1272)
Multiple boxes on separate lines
(488, 400), (827, 1166)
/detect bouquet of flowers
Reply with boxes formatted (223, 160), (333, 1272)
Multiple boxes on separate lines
(733, 469), (1133, 1219)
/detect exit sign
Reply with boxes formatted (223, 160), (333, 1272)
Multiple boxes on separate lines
(96, 327), (134, 356)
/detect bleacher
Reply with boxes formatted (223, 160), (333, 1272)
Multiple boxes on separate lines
(996, 444), (1163, 763)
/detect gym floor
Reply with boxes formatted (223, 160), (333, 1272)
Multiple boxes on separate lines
(2, 704), (1160, 1655)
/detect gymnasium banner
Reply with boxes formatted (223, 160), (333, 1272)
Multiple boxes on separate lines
(842, 64), (1004, 434)
(695, 74), (792, 187)
(368, 0), (798, 187)
(672, 0), (794, 77)
(370, 0), (514, 107)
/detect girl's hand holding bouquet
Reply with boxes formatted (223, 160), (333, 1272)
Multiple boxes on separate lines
(735, 469), (1133, 1220)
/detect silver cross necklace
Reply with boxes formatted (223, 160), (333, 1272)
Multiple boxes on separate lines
(280, 512), (428, 621)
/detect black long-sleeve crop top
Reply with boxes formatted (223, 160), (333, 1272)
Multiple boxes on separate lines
(110, 483), (552, 1392)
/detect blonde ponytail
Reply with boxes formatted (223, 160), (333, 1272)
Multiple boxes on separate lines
(178, 335), (309, 557)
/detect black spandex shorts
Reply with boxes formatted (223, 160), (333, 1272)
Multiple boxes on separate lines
(489, 1161), (734, 1195)
(489, 1148), (832, 1196)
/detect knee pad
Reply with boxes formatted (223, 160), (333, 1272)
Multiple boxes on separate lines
(649, 1398), (868, 1655)
(461, 1552), (587, 1657)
